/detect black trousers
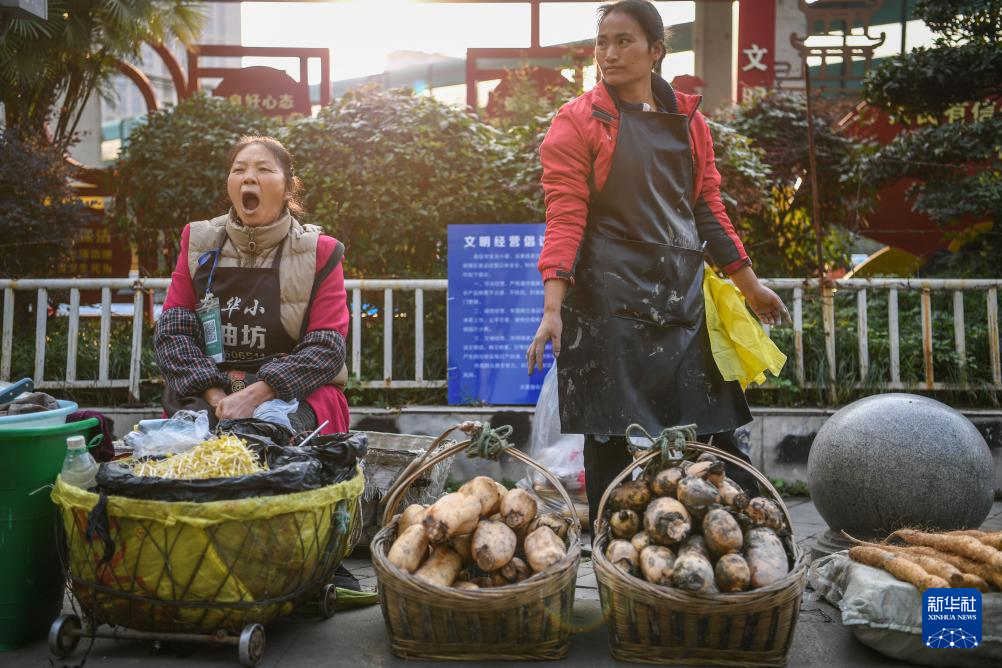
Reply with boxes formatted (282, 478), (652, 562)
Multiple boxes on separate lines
(583, 430), (758, 533)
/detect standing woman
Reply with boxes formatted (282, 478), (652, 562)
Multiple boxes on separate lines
(155, 136), (350, 435)
(527, 0), (789, 529)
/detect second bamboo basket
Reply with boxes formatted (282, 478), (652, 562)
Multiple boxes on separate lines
(592, 440), (808, 666)
(370, 422), (582, 661)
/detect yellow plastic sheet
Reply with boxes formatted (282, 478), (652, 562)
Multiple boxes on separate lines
(703, 265), (787, 390)
(51, 469), (364, 633)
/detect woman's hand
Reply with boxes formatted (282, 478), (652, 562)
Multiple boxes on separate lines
(214, 381), (276, 421)
(527, 311), (562, 373)
(203, 387), (227, 409)
(729, 265), (791, 326)
(743, 284), (790, 326)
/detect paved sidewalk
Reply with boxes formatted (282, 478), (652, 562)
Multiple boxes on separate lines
(9, 498), (1002, 667)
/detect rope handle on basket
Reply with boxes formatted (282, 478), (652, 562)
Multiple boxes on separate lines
(625, 423), (697, 463)
(380, 422), (581, 533)
(593, 439), (794, 540)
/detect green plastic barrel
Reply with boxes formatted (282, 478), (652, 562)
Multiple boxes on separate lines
(0, 418), (98, 651)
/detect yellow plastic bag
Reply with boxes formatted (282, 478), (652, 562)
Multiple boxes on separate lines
(703, 265), (787, 389)
(52, 468), (364, 633)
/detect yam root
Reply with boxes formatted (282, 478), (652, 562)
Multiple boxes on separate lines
(630, 532), (652, 553)
(524, 526), (566, 573)
(671, 551), (715, 592)
(702, 508), (743, 557)
(398, 504), (428, 534)
(423, 493), (482, 543)
(649, 467), (685, 498)
(459, 476), (504, 517)
(609, 479), (652, 512)
(644, 497), (691, 546)
(946, 530), (1002, 551)
(639, 545), (675, 586)
(610, 509), (641, 539)
(883, 548), (990, 592)
(746, 497), (786, 532)
(388, 524), (430, 573)
(888, 545), (1002, 590)
(454, 581), (480, 591)
(745, 527), (790, 589)
(472, 520), (517, 572)
(676, 476), (721, 517)
(849, 546), (949, 592)
(414, 546), (463, 587)
(500, 488), (538, 530)
(889, 529), (1002, 570)
(715, 553), (751, 592)
(606, 539), (640, 576)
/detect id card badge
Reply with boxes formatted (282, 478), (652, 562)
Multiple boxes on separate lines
(196, 293), (225, 363)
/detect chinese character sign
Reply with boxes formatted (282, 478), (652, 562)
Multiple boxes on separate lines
(212, 66), (311, 123)
(448, 223), (552, 405)
(922, 588), (982, 649)
(737, 1), (776, 104)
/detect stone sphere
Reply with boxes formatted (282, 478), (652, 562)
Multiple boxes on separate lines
(808, 393), (994, 539)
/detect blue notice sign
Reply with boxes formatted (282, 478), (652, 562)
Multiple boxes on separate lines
(447, 223), (553, 405)
(922, 588), (982, 649)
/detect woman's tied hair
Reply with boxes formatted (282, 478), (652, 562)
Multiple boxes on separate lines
(597, 0), (669, 73)
(227, 135), (304, 217)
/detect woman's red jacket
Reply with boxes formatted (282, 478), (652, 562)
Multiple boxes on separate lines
(536, 79), (752, 283)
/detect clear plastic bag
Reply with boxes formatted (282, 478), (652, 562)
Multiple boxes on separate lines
(123, 409), (211, 459)
(252, 398), (299, 431)
(518, 366), (586, 518)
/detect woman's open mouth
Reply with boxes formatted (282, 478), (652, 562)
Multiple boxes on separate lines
(241, 191), (261, 214)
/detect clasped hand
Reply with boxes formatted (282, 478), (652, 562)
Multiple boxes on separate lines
(203, 381), (276, 421)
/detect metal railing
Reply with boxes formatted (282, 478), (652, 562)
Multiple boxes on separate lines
(765, 278), (1002, 394)
(0, 278), (448, 401)
(1, 277), (1000, 402)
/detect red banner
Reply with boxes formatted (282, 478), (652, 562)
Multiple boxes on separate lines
(737, 0), (777, 104)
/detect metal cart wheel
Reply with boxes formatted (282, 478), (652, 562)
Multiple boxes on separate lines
(238, 624), (266, 667)
(319, 583), (338, 619)
(48, 614), (82, 658)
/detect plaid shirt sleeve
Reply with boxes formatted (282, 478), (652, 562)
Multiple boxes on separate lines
(256, 329), (346, 401)
(154, 307), (229, 397)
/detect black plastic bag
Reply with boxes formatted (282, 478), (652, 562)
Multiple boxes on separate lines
(217, 417), (295, 447)
(97, 431), (367, 502)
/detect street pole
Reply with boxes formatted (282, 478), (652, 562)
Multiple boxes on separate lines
(804, 64), (837, 404)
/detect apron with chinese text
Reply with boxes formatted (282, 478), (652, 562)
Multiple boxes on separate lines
(557, 85), (750, 436)
(162, 234), (298, 414)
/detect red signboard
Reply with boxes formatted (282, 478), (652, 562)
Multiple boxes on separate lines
(58, 198), (132, 278)
(737, 0), (777, 104)
(212, 66), (312, 122)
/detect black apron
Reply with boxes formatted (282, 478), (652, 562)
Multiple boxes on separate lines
(162, 234), (298, 415)
(557, 83), (751, 437)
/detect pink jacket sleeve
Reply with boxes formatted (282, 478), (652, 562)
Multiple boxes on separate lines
(163, 225), (197, 311)
(308, 236), (349, 337)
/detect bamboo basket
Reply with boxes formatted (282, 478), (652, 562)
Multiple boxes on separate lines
(592, 440), (808, 666)
(371, 422), (582, 661)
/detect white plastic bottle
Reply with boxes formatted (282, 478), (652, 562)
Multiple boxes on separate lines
(61, 435), (98, 490)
